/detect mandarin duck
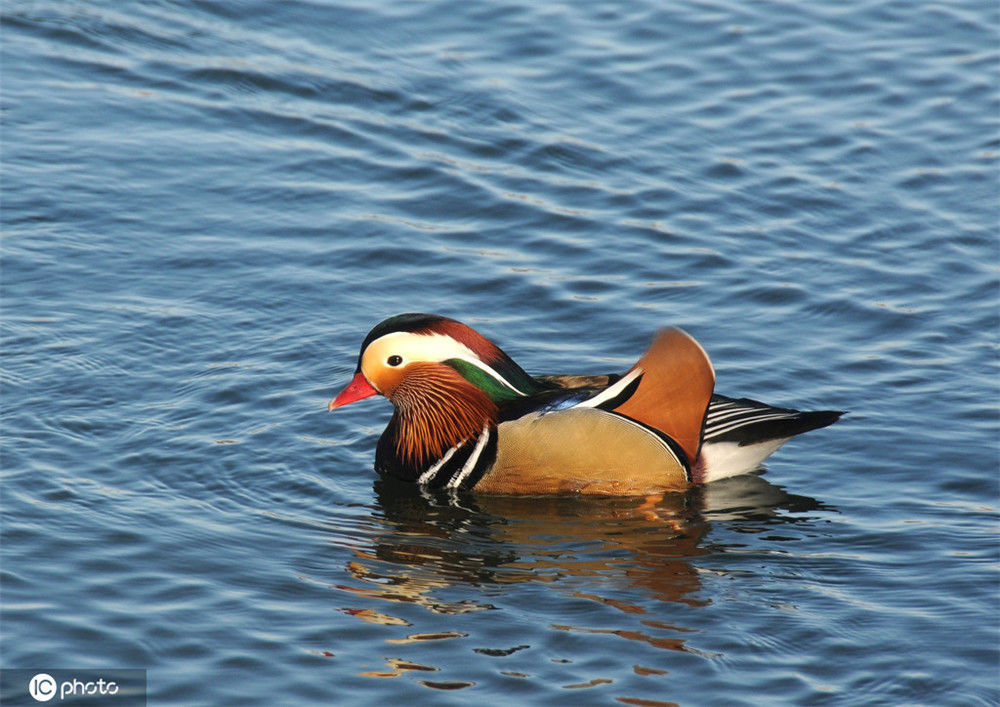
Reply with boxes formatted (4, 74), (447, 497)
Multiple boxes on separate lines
(329, 314), (841, 495)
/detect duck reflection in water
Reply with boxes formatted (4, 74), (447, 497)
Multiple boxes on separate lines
(334, 474), (827, 623)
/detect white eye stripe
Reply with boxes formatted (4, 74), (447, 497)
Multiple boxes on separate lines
(457, 357), (526, 395)
(362, 331), (526, 396)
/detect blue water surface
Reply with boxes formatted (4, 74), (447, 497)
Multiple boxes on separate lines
(3, 1), (998, 704)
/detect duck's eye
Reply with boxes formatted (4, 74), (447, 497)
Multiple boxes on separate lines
(386, 355), (403, 367)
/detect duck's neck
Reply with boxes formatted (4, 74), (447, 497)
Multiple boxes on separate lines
(376, 366), (498, 482)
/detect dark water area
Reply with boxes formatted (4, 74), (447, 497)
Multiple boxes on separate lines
(3, 1), (998, 704)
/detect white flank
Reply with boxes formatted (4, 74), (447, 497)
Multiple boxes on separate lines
(699, 438), (790, 482)
(447, 425), (491, 489)
(573, 367), (643, 409)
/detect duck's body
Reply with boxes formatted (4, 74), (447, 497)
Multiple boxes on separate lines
(330, 314), (841, 495)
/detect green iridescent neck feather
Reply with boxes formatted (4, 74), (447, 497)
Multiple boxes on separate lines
(444, 358), (547, 403)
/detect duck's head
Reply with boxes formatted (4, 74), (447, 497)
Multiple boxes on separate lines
(329, 313), (541, 413)
(329, 314), (545, 468)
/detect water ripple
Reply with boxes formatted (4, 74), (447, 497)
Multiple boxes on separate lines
(3, 0), (998, 704)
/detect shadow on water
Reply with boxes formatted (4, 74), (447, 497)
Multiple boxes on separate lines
(330, 474), (830, 620)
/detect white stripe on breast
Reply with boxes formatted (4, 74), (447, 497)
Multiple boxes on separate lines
(417, 444), (460, 485)
(447, 425), (491, 489)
